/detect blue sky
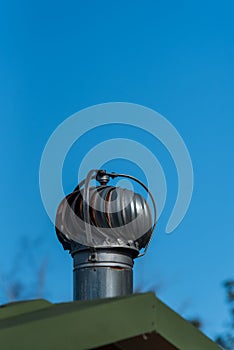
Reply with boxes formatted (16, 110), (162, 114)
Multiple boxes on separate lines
(0, 0), (234, 340)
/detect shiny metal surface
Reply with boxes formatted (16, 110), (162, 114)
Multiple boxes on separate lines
(73, 247), (135, 300)
(56, 186), (152, 249)
(55, 169), (156, 301)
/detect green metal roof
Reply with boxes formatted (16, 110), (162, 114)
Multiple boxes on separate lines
(0, 293), (220, 350)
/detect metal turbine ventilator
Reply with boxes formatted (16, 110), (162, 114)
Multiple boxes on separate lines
(55, 169), (156, 300)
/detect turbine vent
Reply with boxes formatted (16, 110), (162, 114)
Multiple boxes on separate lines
(55, 169), (156, 300)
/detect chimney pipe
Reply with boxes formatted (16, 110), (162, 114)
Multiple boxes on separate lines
(55, 170), (156, 301)
(72, 246), (136, 300)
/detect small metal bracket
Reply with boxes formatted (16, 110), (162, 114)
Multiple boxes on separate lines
(88, 252), (98, 262)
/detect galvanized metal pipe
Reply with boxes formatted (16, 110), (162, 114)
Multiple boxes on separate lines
(72, 247), (137, 300)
